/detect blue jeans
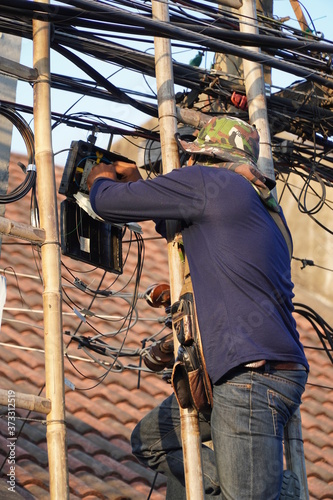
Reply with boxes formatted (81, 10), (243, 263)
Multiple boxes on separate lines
(131, 367), (307, 500)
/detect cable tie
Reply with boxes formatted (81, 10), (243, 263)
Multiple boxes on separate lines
(33, 78), (52, 85)
(46, 419), (67, 426)
(27, 164), (36, 172)
(40, 241), (61, 248)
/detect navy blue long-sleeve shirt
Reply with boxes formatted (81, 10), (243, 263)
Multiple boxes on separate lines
(90, 165), (309, 383)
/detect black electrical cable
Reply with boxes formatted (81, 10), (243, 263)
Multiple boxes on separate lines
(0, 167), (36, 204)
(0, 99), (159, 142)
(297, 1), (317, 35)
(52, 43), (158, 118)
(0, 18), (330, 118)
(1, 92), (332, 190)
(283, 179), (333, 236)
(2, 0), (333, 89)
(64, 231), (145, 388)
(298, 170), (326, 216)
(171, 0), (330, 44)
(50, 12), (333, 90)
(170, 21), (333, 55)
(0, 106), (36, 204)
(49, 27), (333, 100)
(0, 0), (325, 54)
(0, 106), (34, 162)
(1, 0), (333, 178)
(294, 303), (333, 364)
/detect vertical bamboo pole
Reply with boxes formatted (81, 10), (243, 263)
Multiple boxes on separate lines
(239, 2), (308, 498)
(152, 1), (205, 498)
(33, 1), (69, 498)
(239, 0), (276, 187)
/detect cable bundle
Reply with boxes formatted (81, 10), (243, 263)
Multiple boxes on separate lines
(0, 105), (36, 204)
(294, 302), (333, 364)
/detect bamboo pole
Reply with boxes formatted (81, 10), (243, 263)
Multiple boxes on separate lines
(0, 389), (51, 414)
(239, 2), (309, 497)
(239, 0), (275, 186)
(289, 0), (310, 33)
(176, 107), (210, 129)
(0, 216), (45, 243)
(32, 2), (69, 498)
(0, 56), (37, 82)
(214, 0), (243, 7)
(152, 1), (205, 498)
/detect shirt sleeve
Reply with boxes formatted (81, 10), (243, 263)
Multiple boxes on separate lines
(89, 167), (206, 225)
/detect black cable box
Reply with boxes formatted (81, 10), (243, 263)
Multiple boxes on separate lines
(59, 140), (132, 198)
(60, 198), (123, 274)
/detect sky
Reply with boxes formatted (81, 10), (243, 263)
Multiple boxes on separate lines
(10, 0), (333, 167)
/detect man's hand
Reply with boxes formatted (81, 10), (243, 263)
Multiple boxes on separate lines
(87, 161), (142, 191)
(113, 161), (143, 183)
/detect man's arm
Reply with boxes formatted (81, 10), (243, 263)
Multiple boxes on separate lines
(88, 162), (205, 225)
(88, 161), (168, 236)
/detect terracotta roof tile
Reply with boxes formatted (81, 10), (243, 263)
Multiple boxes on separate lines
(90, 453), (140, 481)
(18, 483), (50, 499)
(74, 471), (145, 500)
(67, 472), (105, 499)
(306, 475), (333, 500)
(90, 396), (137, 424)
(0, 480), (29, 499)
(0, 362), (27, 385)
(71, 412), (133, 442)
(19, 423), (46, 447)
(129, 481), (167, 500)
(83, 432), (132, 462)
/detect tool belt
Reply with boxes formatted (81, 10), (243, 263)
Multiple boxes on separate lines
(171, 289), (213, 413)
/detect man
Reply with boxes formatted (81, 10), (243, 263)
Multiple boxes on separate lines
(88, 116), (309, 499)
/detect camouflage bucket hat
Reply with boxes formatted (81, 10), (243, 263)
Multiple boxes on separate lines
(177, 116), (260, 164)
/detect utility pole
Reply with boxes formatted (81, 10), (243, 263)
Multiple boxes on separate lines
(152, 1), (205, 498)
(32, 1), (69, 498)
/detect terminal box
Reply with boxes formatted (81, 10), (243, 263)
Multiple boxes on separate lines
(59, 140), (132, 199)
(60, 198), (123, 274)
(59, 141), (131, 273)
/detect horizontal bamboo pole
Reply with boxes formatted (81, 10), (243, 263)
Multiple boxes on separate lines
(0, 388), (51, 414)
(214, 0), (243, 7)
(0, 56), (38, 82)
(176, 106), (210, 129)
(0, 216), (45, 243)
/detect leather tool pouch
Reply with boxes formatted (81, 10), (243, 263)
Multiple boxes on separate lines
(171, 292), (195, 346)
(171, 292), (213, 413)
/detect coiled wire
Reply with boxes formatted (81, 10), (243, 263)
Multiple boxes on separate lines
(0, 104), (36, 204)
